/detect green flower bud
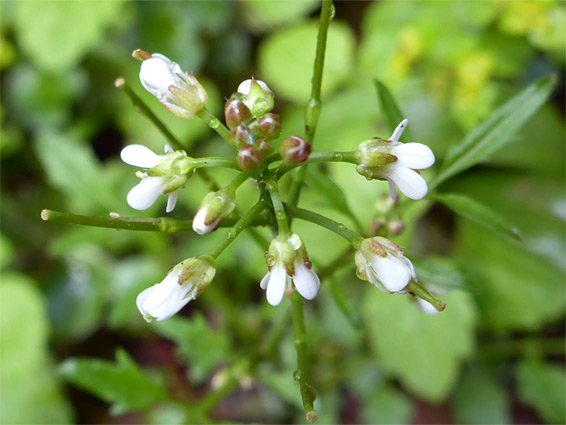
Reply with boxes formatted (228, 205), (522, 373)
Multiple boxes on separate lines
(193, 190), (236, 235)
(237, 79), (274, 118)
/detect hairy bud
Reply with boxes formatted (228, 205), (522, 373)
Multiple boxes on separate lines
(228, 125), (253, 148)
(257, 113), (281, 139)
(256, 139), (274, 156)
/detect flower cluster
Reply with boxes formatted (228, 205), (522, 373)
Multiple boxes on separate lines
(115, 51), (443, 323)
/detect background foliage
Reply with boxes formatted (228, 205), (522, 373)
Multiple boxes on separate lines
(1, 1), (564, 424)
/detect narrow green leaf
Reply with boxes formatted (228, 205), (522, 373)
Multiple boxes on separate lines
(374, 80), (413, 142)
(434, 192), (520, 240)
(431, 74), (557, 188)
(59, 348), (168, 415)
(305, 166), (362, 231)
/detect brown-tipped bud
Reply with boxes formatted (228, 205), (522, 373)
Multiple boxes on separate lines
(280, 136), (312, 166)
(224, 98), (252, 129)
(228, 125), (253, 148)
(238, 145), (263, 171)
(132, 49), (152, 61)
(256, 139), (274, 156)
(257, 113), (281, 139)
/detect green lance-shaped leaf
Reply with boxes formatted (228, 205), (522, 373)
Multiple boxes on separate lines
(374, 80), (413, 142)
(59, 348), (169, 415)
(431, 74), (557, 188)
(433, 192), (520, 241)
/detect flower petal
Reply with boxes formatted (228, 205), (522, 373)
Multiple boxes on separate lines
(394, 143), (435, 169)
(266, 264), (287, 306)
(127, 176), (167, 210)
(293, 262), (320, 300)
(166, 191), (178, 213)
(260, 272), (271, 290)
(121, 145), (163, 168)
(370, 254), (412, 292)
(417, 298), (439, 315)
(387, 165), (428, 200)
(390, 118), (408, 142)
(140, 56), (178, 96)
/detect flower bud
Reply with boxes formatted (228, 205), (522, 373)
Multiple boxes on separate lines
(280, 136), (312, 165)
(237, 145), (263, 171)
(257, 113), (281, 139)
(136, 255), (216, 322)
(193, 190), (236, 235)
(357, 138), (398, 168)
(139, 52), (207, 120)
(228, 125), (253, 148)
(237, 78), (274, 117)
(256, 139), (274, 156)
(224, 98), (252, 129)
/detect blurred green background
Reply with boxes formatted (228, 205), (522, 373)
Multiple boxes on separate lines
(1, 1), (565, 424)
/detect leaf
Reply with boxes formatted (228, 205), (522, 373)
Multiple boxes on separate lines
(153, 315), (230, 383)
(433, 192), (520, 240)
(516, 358), (566, 424)
(431, 75), (557, 188)
(59, 349), (168, 415)
(305, 166), (362, 231)
(452, 367), (510, 425)
(362, 290), (476, 402)
(361, 385), (414, 425)
(14, 0), (123, 72)
(34, 130), (118, 212)
(258, 21), (356, 103)
(0, 273), (73, 424)
(374, 80), (413, 142)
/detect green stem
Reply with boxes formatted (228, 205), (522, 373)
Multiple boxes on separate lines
(291, 293), (318, 423)
(41, 209), (269, 233)
(41, 209), (194, 233)
(225, 171), (253, 193)
(264, 174), (290, 235)
(274, 151), (358, 178)
(288, 0), (334, 208)
(286, 206), (363, 248)
(407, 282), (446, 312)
(209, 200), (267, 258)
(196, 107), (231, 145)
(192, 157), (239, 170)
(115, 78), (184, 150)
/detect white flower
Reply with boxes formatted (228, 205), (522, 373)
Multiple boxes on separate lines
(136, 256), (215, 322)
(192, 190), (236, 235)
(355, 237), (417, 293)
(356, 119), (435, 200)
(121, 144), (186, 212)
(260, 234), (320, 306)
(140, 53), (207, 119)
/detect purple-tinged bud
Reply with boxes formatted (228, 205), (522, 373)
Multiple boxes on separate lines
(280, 136), (312, 166)
(388, 219), (405, 236)
(228, 125), (253, 148)
(257, 113), (281, 139)
(256, 139), (274, 156)
(238, 145), (263, 171)
(224, 98), (252, 129)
